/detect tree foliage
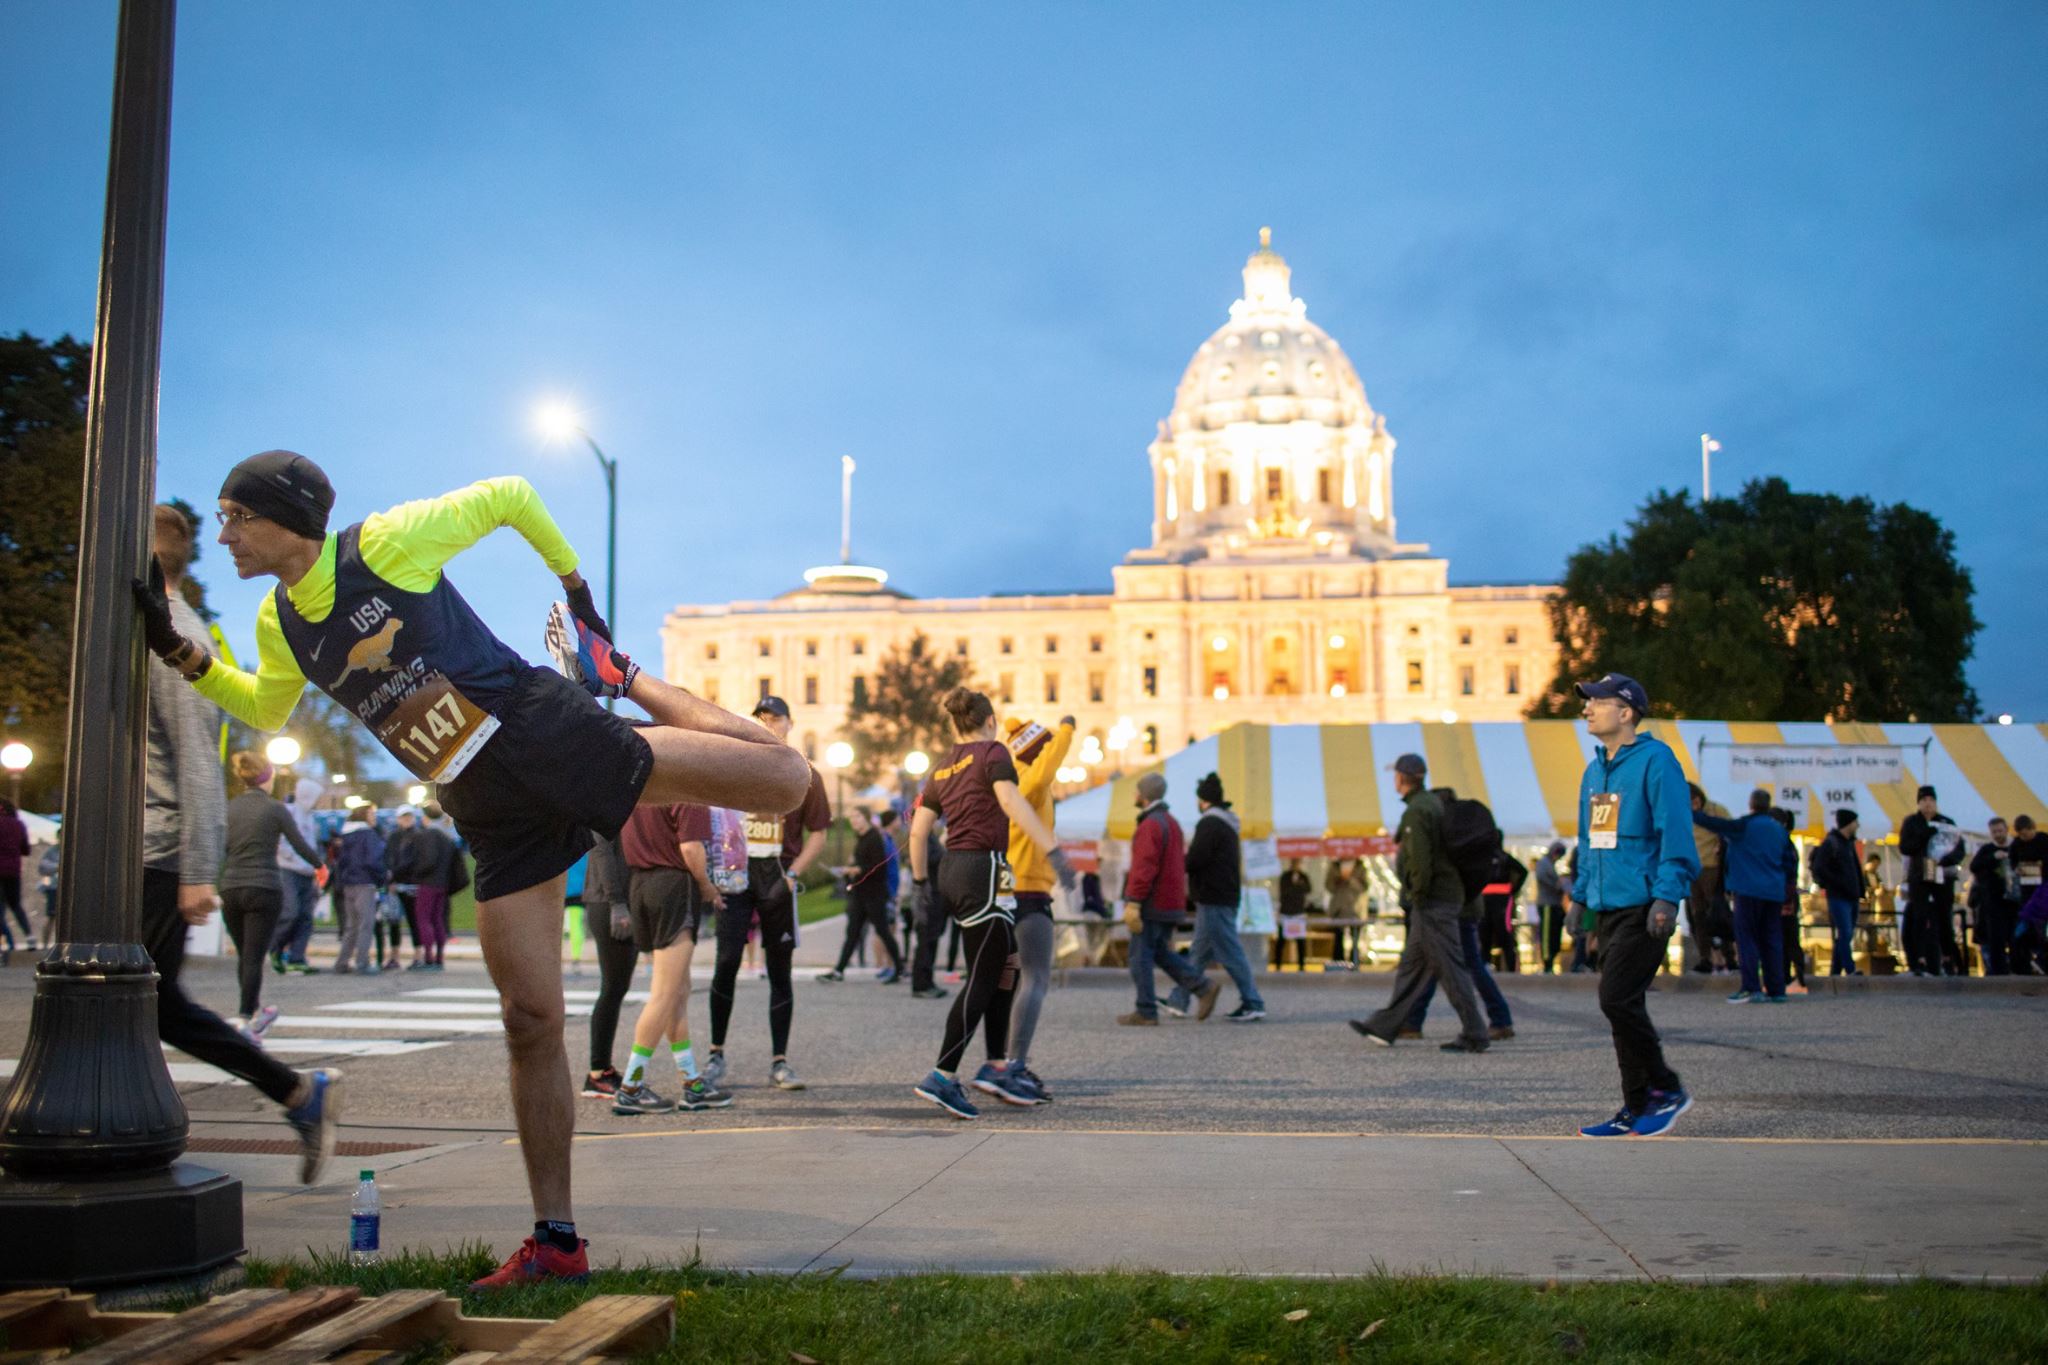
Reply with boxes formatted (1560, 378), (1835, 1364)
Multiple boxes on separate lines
(1532, 478), (1980, 723)
(841, 632), (975, 784)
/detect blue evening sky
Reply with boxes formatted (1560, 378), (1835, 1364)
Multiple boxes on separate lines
(5, 2), (2042, 726)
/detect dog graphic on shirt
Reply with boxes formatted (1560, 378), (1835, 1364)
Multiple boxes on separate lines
(330, 616), (404, 689)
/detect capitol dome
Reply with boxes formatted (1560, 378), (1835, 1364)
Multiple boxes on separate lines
(1141, 228), (1398, 561)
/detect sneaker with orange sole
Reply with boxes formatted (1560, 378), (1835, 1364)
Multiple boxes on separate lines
(470, 1236), (590, 1289)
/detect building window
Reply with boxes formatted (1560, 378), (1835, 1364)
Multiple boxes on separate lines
(1217, 470), (1232, 505)
(1142, 666), (1158, 698)
(756, 638), (772, 658)
(1088, 671), (1105, 703)
(1505, 626), (1520, 646)
(1406, 661), (1424, 693)
(1506, 664), (1522, 696)
(1459, 665), (1475, 696)
(758, 676), (773, 701)
(1044, 675), (1059, 704)
(1045, 635), (1059, 655)
(999, 637), (1014, 655)
(851, 638), (866, 657)
(1317, 468), (1331, 503)
(998, 673), (1015, 704)
(802, 732), (816, 760)
(804, 639), (818, 657)
(1406, 624), (1420, 638)
(1330, 668), (1351, 691)
(703, 678), (720, 704)
(1268, 672), (1292, 697)
(1210, 669), (1231, 694)
(1089, 634), (1104, 653)
(704, 642), (718, 661)
(1265, 467), (1284, 502)
(1143, 724), (1159, 756)
(1458, 628), (1473, 646)
(851, 676), (868, 707)
(803, 675), (818, 705)
(955, 637), (969, 657)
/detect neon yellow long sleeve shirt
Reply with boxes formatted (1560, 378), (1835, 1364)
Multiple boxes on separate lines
(192, 476), (579, 732)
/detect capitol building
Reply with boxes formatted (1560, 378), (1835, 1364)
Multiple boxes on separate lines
(662, 230), (1558, 772)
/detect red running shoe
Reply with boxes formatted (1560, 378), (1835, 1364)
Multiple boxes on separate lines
(469, 1235), (590, 1289)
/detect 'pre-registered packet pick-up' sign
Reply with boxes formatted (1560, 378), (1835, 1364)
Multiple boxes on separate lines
(1726, 745), (1906, 787)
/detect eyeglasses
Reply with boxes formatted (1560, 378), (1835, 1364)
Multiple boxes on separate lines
(214, 508), (269, 529)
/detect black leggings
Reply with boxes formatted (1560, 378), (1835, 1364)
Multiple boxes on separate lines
(583, 900), (640, 1072)
(835, 894), (903, 973)
(937, 915), (1017, 1073)
(143, 868), (298, 1105)
(219, 886), (282, 1019)
(0, 874), (29, 945)
(709, 883), (795, 1057)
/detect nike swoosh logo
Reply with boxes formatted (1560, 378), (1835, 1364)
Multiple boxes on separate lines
(309, 638), (326, 662)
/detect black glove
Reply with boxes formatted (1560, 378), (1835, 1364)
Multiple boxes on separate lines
(565, 579), (612, 644)
(915, 878), (938, 920)
(1047, 847), (1078, 893)
(1648, 898), (1679, 939)
(132, 555), (202, 672)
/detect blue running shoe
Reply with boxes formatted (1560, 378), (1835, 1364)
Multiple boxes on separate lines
(914, 1070), (979, 1120)
(1579, 1107), (1637, 1138)
(285, 1068), (343, 1184)
(546, 601), (639, 700)
(1632, 1088), (1693, 1137)
(1724, 990), (1754, 1004)
(971, 1062), (1042, 1108)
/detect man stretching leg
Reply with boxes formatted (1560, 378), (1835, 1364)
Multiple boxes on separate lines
(137, 450), (807, 1287)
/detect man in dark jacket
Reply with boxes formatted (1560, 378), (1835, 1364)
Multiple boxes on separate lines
(1968, 817), (2020, 976)
(2010, 815), (2048, 975)
(1692, 789), (1800, 1001)
(1118, 772), (1218, 1025)
(1808, 809), (1867, 976)
(1165, 772), (1265, 1022)
(1897, 785), (1966, 976)
(1348, 753), (1488, 1052)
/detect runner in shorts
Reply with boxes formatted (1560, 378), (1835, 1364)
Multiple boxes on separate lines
(909, 687), (1075, 1119)
(700, 695), (830, 1094)
(995, 713), (1074, 1102)
(136, 450), (809, 1288)
(612, 799), (732, 1115)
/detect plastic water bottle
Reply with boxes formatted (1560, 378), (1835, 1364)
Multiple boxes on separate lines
(349, 1170), (381, 1265)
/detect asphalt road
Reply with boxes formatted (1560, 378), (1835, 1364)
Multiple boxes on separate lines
(4, 952), (2044, 1144)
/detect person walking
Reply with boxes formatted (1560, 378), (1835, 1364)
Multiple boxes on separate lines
(578, 835), (637, 1100)
(1897, 786), (1966, 977)
(822, 807), (905, 982)
(1808, 809), (1867, 976)
(268, 777), (325, 973)
(611, 799), (732, 1114)
(1568, 674), (1699, 1138)
(1534, 840), (1568, 973)
(0, 798), (32, 955)
(219, 750), (324, 1035)
(908, 687), (1074, 1117)
(333, 805), (386, 974)
(1348, 753), (1489, 1053)
(408, 804), (459, 969)
(1118, 771), (1220, 1026)
(142, 453), (810, 1286)
(1686, 785), (1738, 974)
(1968, 817), (2021, 977)
(138, 502), (340, 1182)
(1691, 790), (1799, 1002)
(1165, 772), (1266, 1023)
(991, 715), (1074, 1097)
(701, 695), (830, 1096)
(2009, 815), (2048, 975)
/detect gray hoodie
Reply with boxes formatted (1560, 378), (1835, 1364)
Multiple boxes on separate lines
(143, 593), (225, 882)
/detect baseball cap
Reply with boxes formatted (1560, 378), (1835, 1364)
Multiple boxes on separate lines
(395, 804), (420, 820)
(751, 695), (791, 720)
(1575, 673), (1650, 717)
(1387, 753), (1427, 778)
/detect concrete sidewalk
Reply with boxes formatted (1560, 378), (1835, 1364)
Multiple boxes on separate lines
(196, 1125), (2048, 1282)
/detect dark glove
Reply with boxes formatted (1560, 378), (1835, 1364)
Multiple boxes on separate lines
(1648, 898), (1679, 939)
(131, 556), (191, 663)
(1046, 847), (1077, 893)
(609, 903), (632, 939)
(565, 579), (612, 644)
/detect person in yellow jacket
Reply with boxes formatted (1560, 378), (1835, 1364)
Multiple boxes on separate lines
(972, 713), (1074, 1105)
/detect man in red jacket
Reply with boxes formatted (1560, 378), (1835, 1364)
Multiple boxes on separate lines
(1119, 772), (1221, 1025)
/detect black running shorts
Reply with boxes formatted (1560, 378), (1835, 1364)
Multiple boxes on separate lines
(626, 866), (700, 952)
(437, 665), (653, 902)
(936, 848), (1014, 928)
(1013, 891), (1053, 920)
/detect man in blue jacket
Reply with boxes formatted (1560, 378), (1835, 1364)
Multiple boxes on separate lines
(1572, 674), (1700, 1138)
(1692, 790), (1802, 1001)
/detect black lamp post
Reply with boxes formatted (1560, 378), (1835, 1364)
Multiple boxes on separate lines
(0, 0), (244, 1288)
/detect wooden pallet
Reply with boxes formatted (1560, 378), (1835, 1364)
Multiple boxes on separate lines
(0, 1286), (673, 1362)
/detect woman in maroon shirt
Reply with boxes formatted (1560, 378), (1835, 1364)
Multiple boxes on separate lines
(908, 687), (1073, 1118)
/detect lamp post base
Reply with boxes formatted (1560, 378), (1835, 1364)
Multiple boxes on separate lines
(0, 1162), (244, 1289)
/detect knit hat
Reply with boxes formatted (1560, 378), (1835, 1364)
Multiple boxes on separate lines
(1916, 785), (1937, 802)
(1002, 717), (1052, 765)
(1835, 808), (1858, 830)
(1195, 772), (1228, 806)
(218, 449), (335, 540)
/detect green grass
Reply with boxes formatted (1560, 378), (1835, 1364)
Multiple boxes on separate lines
(233, 1248), (2048, 1364)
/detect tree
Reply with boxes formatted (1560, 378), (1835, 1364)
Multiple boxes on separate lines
(1532, 478), (1980, 723)
(841, 632), (976, 784)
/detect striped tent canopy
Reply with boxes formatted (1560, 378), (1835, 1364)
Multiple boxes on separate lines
(1055, 720), (2048, 848)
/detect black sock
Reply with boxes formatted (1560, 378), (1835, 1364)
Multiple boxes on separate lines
(536, 1219), (579, 1253)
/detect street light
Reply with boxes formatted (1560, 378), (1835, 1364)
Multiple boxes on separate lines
(0, 742), (30, 808)
(263, 735), (301, 768)
(330, 772), (348, 785)
(535, 400), (618, 710)
(903, 750), (930, 777)
(406, 783), (429, 805)
(1701, 433), (1721, 501)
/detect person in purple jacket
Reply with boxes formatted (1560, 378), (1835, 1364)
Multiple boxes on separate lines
(0, 797), (32, 958)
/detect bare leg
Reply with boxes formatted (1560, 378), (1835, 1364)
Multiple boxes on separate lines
(619, 673), (809, 811)
(631, 937), (693, 1053)
(477, 874), (573, 1224)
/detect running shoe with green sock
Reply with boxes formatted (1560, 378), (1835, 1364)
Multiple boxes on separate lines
(677, 1077), (734, 1110)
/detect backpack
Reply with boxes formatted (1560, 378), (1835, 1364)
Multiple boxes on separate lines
(1437, 793), (1504, 901)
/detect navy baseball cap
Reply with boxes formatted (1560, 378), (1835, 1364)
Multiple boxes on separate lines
(1387, 753), (1427, 778)
(752, 695), (791, 720)
(1575, 673), (1649, 717)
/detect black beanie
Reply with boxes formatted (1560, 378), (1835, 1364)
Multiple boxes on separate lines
(219, 449), (334, 540)
(1196, 771), (1227, 806)
(1835, 808), (1858, 830)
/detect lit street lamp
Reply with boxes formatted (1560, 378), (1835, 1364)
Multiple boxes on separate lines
(1701, 433), (1721, 501)
(536, 401), (619, 711)
(903, 750), (930, 777)
(406, 783), (429, 806)
(824, 741), (856, 861)
(0, 742), (30, 808)
(263, 735), (301, 769)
